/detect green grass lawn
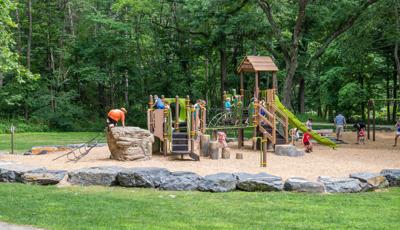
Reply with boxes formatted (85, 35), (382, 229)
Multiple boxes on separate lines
(0, 184), (399, 230)
(0, 132), (100, 153)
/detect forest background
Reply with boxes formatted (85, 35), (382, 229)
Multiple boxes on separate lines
(0, 0), (399, 132)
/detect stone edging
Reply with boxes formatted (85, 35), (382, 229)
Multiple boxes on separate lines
(0, 163), (399, 193)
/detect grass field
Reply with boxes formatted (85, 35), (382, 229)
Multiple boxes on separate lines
(0, 132), (100, 153)
(0, 184), (399, 230)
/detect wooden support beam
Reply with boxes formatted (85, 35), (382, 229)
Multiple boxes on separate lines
(272, 71), (278, 93)
(175, 95), (179, 131)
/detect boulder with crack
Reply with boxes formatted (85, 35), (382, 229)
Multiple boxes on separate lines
(284, 177), (325, 193)
(318, 176), (363, 193)
(380, 169), (400, 186)
(350, 172), (389, 191)
(199, 173), (237, 192)
(106, 126), (154, 161)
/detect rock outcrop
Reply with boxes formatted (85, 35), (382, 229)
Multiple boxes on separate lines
(350, 172), (389, 191)
(318, 176), (363, 193)
(118, 167), (171, 188)
(106, 127), (154, 161)
(274, 145), (304, 157)
(199, 173), (237, 192)
(22, 170), (67, 185)
(236, 172), (283, 191)
(159, 171), (203, 191)
(380, 169), (400, 186)
(68, 166), (125, 186)
(284, 177), (325, 193)
(0, 164), (45, 182)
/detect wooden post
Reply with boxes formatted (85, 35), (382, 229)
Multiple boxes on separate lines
(272, 71), (278, 93)
(253, 99), (259, 150)
(284, 116), (289, 143)
(148, 95), (154, 132)
(200, 134), (210, 156)
(175, 96), (179, 131)
(190, 105), (195, 154)
(262, 133), (267, 167)
(10, 125), (15, 154)
(163, 108), (168, 156)
(240, 72), (244, 101)
(255, 71), (259, 101)
(238, 128), (243, 149)
(367, 100), (371, 140)
(209, 141), (219, 159)
(201, 107), (206, 134)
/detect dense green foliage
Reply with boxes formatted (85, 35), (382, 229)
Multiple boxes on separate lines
(0, 0), (399, 130)
(0, 184), (399, 229)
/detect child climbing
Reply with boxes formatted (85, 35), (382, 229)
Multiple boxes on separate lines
(393, 119), (400, 147)
(107, 108), (127, 128)
(302, 128), (313, 153)
(153, 95), (165, 109)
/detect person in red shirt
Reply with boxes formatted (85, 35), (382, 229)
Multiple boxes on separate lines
(107, 108), (127, 128)
(302, 128), (313, 153)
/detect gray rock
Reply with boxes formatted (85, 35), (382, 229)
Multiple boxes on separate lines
(0, 164), (46, 182)
(350, 172), (389, 191)
(284, 177), (325, 193)
(106, 126), (154, 161)
(159, 171), (203, 191)
(380, 169), (400, 186)
(236, 172), (283, 191)
(274, 145), (304, 157)
(68, 166), (126, 186)
(199, 173), (237, 192)
(318, 176), (363, 193)
(22, 170), (67, 185)
(118, 167), (171, 188)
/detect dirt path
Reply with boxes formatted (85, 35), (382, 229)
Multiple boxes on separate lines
(1, 131), (399, 181)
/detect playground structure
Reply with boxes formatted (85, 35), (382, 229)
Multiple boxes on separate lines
(147, 56), (336, 166)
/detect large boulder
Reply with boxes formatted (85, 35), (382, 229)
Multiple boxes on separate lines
(0, 164), (46, 182)
(159, 171), (203, 191)
(199, 173), (237, 192)
(68, 166), (125, 186)
(284, 177), (325, 193)
(350, 172), (389, 191)
(236, 172), (283, 191)
(380, 169), (400, 186)
(318, 176), (363, 193)
(274, 145), (304, 157)
(106, 126), (154, 161)
(118, 167), (171, 188)
(22, 170), (67, 185)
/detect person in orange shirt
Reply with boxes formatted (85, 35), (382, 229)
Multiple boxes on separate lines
(107, 108), (127, 128)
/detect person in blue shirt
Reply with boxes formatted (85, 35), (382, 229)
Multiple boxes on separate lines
(153, 95), (165, 109)
(224, 98), (232, 112)
(334, 113), (346, 141)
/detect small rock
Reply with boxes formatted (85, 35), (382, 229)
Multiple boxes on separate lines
(22, 170), (67, 185)
(159, 171), (203, 191)
(199, 173), (237, 192)
(236, 172), (283, 191)
(0, 165), (46, 182)
(68, 166), (125, 186)
(274, 145), (304, 157)
(380, 169), (400, 186)
(350, 172), (389, 191)
(284, 177), (325, 193)
(318, 176), (363, 193)
(118, 167), (171, 188)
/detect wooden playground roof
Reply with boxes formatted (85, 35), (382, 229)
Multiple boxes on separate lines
(237, 56), (278, 73)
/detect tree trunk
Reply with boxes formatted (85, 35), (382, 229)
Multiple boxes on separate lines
(125, 70), (129, 108)
(393, 61), (398, 122)
(15, 7), (22, 56)
(220, 48), (227, 108)
(0, 73), (3, 87)
(298, 76), (305, 113)
(386, 74), (391, 122)
(67, 2), (75, 37)
(27, 0), (32, 70)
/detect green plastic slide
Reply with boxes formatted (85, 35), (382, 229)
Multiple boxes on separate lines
(163, 98), (187, 122)
(274, 96), (337, 148)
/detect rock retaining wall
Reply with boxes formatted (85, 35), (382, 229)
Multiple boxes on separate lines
(0, 163), (398, 194)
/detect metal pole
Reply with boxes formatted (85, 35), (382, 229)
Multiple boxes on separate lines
(373, 101), (376, 141)
(367, 100), (371, 140)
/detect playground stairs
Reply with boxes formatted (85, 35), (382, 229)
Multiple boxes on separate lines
(261, 124), (286, 147)
(171, 122), (199, 161)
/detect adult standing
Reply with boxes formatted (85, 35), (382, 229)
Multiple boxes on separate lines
(334, 113), (346, 141)
(393, 119), (400, 147)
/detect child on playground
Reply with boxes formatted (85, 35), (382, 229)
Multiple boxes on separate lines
(302, 128), (313, 153)
(393, 119), (400, 147)
(358, 128), (366, 145)
(217, 131), (228, 149)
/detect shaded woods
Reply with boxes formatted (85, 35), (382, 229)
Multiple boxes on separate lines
(0, 0), (399, 130)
